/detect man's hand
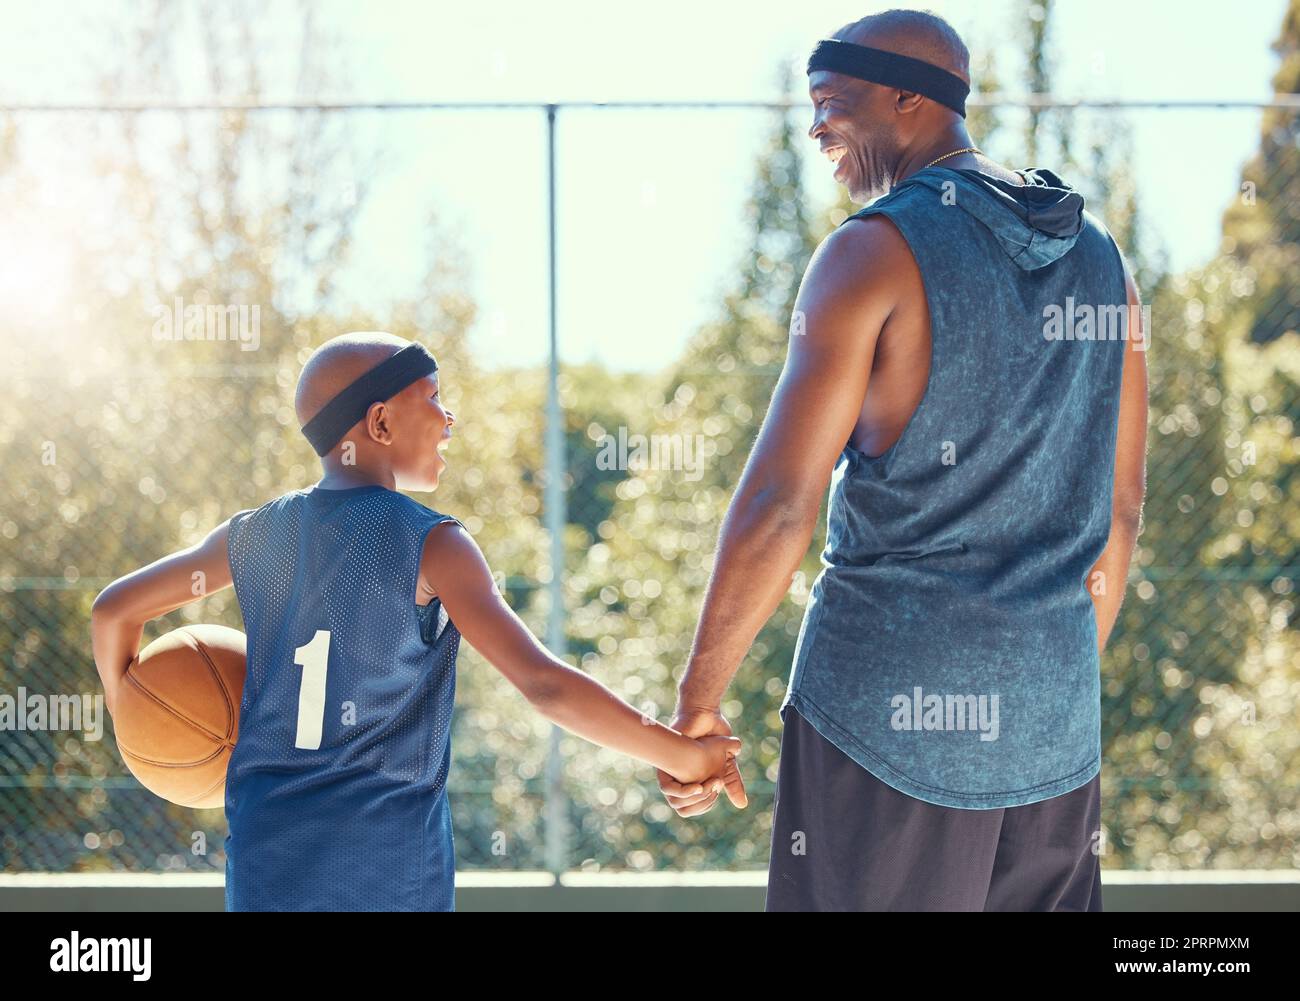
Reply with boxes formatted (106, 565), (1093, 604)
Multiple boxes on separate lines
(656, 707), (749, 818)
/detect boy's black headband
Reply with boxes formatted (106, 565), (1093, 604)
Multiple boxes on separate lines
(806, 39), (969, 118)
(301, 343), (439, 456)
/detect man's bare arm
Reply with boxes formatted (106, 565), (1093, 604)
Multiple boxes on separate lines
(676, 218), (906, 713)
(1087, 261), (1148, 650)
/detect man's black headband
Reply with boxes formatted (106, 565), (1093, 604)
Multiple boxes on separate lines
(807, 39), (969, 118)
(301, 343), (439, 456)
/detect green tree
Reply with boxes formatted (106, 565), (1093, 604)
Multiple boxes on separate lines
(560, 69), (831, 868)
(0, 0), (556, 872)
(1221, 0), (1300, 345)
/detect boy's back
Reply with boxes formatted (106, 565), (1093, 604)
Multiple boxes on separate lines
(90, 332), (741, 915)
(224, 483), (460, 911)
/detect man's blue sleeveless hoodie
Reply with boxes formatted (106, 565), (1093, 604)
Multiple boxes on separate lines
(781, 165), (1133, 809)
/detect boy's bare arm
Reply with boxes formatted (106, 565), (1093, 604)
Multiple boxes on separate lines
(419, 522), (738, 785)
(91, 520), (235, 715)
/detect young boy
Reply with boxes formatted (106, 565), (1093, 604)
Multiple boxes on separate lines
(91, 331), (739, 911)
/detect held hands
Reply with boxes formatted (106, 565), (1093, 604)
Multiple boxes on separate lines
(674, 732), (743, 788)
(657, 707), (749, 818)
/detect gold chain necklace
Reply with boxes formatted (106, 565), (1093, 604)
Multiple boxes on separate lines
(923, 146), (981, 169)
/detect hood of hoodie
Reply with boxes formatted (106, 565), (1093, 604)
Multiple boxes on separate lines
(899, 166), (1085, 271)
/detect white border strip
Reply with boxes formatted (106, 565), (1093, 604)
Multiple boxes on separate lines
(2, 870), (1296, 890)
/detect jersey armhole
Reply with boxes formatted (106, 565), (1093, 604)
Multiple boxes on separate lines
(414, 513), (466, 603)
(224, 508), (257, 605)
(415, 514), (465, 646)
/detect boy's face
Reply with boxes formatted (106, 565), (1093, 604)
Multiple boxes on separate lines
(388, 373), (455, 492)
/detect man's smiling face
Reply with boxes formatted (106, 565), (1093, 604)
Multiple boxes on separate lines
(807, 68), (899, 204)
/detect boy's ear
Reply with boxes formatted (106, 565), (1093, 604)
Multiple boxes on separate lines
(365, 401), (394, 445)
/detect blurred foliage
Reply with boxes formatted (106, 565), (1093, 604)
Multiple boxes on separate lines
(1221, 0), (1300, 346)
(2, 2), (1297, 877)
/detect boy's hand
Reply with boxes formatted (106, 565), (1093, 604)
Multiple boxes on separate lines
(669, 733), (743, 792)
(658, 708), (749, 817)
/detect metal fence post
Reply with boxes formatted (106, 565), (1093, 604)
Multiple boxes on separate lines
(543, 103), (569, 877)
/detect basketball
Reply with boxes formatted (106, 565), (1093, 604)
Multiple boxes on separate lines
(112, 624), (246, 809)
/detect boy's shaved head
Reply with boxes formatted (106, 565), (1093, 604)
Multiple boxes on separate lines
(295, 329), (453, 492)
(294, 331), (414, 427)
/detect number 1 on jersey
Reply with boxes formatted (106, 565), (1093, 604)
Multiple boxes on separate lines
(294, 629), (331, 750)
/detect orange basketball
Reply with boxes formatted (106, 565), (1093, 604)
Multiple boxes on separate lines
(113, 624), (246, 809)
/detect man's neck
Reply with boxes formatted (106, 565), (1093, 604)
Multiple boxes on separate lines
(895, 128), (980, 187)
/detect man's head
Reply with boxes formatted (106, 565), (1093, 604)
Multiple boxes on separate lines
(295, 331), (455, 492)
(808, 9), (971, 202)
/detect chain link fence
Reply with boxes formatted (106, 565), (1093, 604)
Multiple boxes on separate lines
(1, 99), (1297, 876)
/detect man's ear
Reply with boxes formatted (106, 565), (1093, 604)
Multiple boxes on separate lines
(895, 89), (925, 115)
(365, 401), (394, 445)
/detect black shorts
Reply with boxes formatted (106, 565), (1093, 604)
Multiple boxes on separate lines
(766, 706), (1103, 912)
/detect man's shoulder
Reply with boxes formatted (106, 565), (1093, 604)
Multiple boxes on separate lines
(822, 208), (915, 264)
(1076, 209), (1131, 287)
(814, 208), (920, 295)
(1079, 207), (1117, 242)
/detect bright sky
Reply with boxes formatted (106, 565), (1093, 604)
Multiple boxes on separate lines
(0, 0), (1288, 370)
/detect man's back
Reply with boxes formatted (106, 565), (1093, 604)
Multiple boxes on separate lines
(782, 164), (1134, 809)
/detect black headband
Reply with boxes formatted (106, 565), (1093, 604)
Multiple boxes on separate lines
(807, 39), (969, 118)
(300, 343), (439, 456)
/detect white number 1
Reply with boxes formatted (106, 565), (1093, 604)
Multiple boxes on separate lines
(293, 629), (331, 750)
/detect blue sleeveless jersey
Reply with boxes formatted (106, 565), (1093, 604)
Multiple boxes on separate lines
(782, 167), (1131, 809)
(224, 484), (461, 910)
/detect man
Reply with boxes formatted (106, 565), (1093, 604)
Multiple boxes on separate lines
(656, 8), (1148, 912)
